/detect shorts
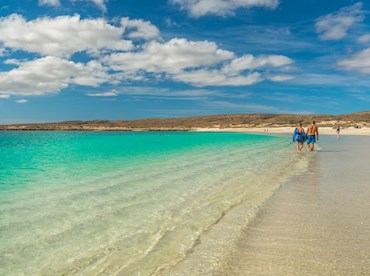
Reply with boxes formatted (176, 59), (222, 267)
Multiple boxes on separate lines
(307, 135), (316, 144)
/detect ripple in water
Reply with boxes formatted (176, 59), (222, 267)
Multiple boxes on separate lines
(0, 131), (308, 275)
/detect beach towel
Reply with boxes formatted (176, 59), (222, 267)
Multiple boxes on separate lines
(293, 128), (307, 143)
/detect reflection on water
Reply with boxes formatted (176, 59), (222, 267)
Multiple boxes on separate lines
(217, 135), (370, 275)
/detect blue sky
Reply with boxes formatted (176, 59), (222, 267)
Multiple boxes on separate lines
(1, 0), (370, 123)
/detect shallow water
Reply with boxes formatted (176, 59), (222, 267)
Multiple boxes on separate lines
(0, 131), (307, 275)
(218, 135), (370, 275)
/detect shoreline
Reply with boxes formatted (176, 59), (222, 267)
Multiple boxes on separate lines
(1, 126), (370, 136)
(158, 135), (311, 275)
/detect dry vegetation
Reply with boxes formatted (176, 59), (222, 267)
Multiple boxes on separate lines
(1, 112), (370, 131)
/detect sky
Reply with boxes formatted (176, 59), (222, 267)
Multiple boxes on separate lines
(1, 0), (370, 123)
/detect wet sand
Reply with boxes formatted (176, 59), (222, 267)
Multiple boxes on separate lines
(218, 135), (370, 275)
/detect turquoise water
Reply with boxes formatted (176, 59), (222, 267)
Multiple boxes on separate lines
(0, 131), (308, 275)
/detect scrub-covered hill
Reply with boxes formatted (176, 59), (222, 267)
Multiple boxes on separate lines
(1, 112), (369, 131)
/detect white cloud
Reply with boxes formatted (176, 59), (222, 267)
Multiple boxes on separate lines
(15, 99), (28, 103)
(102, 38), (293, 87)
(0, 13), (294, 95)
(86, 91), (117, 97)
(0, 56), (111, 97)
(0, 14), (133, 57)
(288, 72), (370, 87)
(119, 87), (224, 97)
(222, 54), (293, 75)
(316, 2), (364, 41)
(170, 0), (279, 17)
(357, 34), (370, 44)
(0, 94), (10, 98)
(3, 59), (22, 65)
(121, 17), (160, 40)
(88, 0), (107, 11)
(338, 47), (370, 74)
(103, 38), (234, 75)
(174, 70), (262, 86)
(164, 18), (179, 27)
(86, 87), (225, 99)
(39, 0), (61, 7)
(203, 100), (303, 114)
(267, 75), (294, 82)
(39, 0), (107, 11)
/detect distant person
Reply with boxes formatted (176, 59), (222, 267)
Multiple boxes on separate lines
(293, 122), (306, 152)
(336, 126), (340, 138)
(306, 120), (319, 151)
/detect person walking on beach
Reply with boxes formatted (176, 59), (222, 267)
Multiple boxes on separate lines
(306, 120), (319, 151)
(336, 126), (340, 138)
(293, 122), (306, 152)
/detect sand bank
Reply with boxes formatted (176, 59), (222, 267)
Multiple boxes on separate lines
(217, 135), (370, 275)
(194, 126), (370, 136)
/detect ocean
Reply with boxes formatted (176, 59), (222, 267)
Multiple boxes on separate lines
(0, 131), (309, 275)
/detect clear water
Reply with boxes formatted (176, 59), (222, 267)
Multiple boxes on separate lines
(0, 131), (308, 275)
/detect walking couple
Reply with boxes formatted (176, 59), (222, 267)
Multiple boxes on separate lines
(293, 121), (319, 152)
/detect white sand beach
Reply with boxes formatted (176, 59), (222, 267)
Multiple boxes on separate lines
(195, 126), (370, 136)
(216, 135), (370, 275)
